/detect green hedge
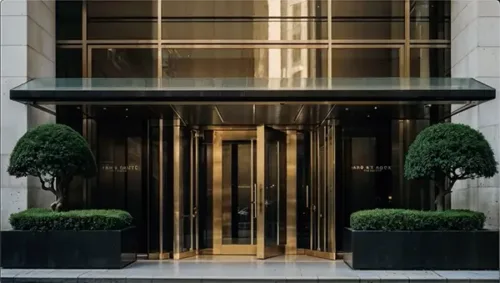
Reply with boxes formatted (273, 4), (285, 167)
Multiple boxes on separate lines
(350, 209), (485, 231)
(9, 208), (133, 231)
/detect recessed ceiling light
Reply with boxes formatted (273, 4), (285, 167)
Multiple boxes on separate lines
(345, 108), (349, 111)
(103, 107), (107, 110)
(367, 114), (371, 118)
(374, 106), (378, 110)
(125, 108), (129, 111)
(125, 115), (128, 118)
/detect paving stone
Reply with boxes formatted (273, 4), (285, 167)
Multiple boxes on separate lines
(1, 260), (498, 283)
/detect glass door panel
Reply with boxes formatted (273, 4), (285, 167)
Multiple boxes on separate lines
(173, 120), (199, 259)
(257, 125), (286, 259)
(303, 125), (336, 260)
(213, 131), (257, 255)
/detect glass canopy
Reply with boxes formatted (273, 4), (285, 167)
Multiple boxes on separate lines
(10, 78), (495, 104)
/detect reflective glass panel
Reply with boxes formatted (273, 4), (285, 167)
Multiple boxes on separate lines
(162, 48), (327, 78)
(411, 0), (451, 40)
(161, 0), (327, 40)
(91, 49), (158, 78)
(56, 0), (82, 40)
(88, 0), (158, 40)
(331, 0), (404, 39)
(332, 48), (401, 77)
(410, 48), (451, 77)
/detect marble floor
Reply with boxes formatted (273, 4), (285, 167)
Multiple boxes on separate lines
(1, 256), (499, 282)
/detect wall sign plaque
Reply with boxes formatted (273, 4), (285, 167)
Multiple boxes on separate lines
(351, 165), (391, 173)
(100, 164), (140, 173)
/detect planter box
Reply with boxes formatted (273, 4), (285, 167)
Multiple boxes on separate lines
(0, 227), (137, 269)
(343, 228), (499, 270)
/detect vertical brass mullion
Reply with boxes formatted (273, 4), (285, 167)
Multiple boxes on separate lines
(327, 0), (332, 78)
(330, 121), (336, 257)
(309, 131), (314, 250)
(82, 0), (87, 77)
(157, 0), (162, 78)
(190, 131), (194, 251)
(250, 138), (255, 246)
(286, 131), (297, 255)
(256, 126), (266, 259)
(404, 0), (410, 77)
(195, 131), (199, 251)
(316, 129), (320, 251)
(323, 125), (327, 251)
(159, 117), (164, 258)
(276, 141), (280, 244)
(212, 131), (222, 255)
(173, 117), (181, 259)
(146, 119), (151, 257)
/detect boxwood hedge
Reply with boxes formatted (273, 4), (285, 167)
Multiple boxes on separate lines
(9, 208), (133, 231)
(350, 209), (485, 231)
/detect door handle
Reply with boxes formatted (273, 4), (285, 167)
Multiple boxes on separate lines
(305, 185), (309, 208)
(253, 183), (257, 218)
(192, 206), (197, 218)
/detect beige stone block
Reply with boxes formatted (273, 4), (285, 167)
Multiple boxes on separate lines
(0, 0), (27, 16)
(1, 16), (27, 46)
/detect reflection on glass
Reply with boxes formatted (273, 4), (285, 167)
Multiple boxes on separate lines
(331, 0), (404, 39)
(332, 49), (400, 77)
(92, 49), (157, 78)
(265, 141), (279, 247)
(182, 130), (192, 252)
(222, 142), (256, 245)
(162, 48), (327, 79)
(161, 0), (327, 40)
(87, 0), (157, 40)
(410, 48), (450, 77)
(410, 0), (450, 40)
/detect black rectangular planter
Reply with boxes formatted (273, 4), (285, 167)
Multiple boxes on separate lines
(343, 228), (499, 270)
(0, 227), (137, 269)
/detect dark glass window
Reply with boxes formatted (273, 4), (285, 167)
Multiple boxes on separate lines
(56, 0), (82, 40)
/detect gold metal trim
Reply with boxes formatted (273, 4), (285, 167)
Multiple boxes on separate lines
(285, 130), (297, 255)
(159, 117), (164, 258)
(212, 130), (222, 255)
(82, 0), (87, 77)
(173, 117), (182, 259)
(404, 0), (410, 77)
(220, 245), (257, 255)
(176, 250), (197, 260)
(213, 130), (258, 255)
(157, 0), (162, 78)
(304, 249), (335, 260)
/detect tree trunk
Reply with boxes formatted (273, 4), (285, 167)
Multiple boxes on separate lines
(51, 177), (71, 211)
(435, 184), (445, 211)
(50, 195), (65, 212)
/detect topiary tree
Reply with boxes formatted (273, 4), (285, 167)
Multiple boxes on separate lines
(8, 124), (97, 211)
(405, 123), (498, 211)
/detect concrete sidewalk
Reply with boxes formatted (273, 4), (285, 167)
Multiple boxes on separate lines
(1, 260), (499, 282)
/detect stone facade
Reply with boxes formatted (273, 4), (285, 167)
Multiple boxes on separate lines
(450, 0), (500, 229)
(0, 0), (56, 230)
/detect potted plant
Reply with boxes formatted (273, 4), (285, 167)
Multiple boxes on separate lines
(344, 123), (499, 270)
(1, 124), (136, 268)
(404, 123), (498, 211)
(343, 209), (498, 270)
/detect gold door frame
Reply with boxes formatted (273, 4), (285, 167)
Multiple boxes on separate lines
(173, 117), (199, 259)
(256, 125), (286, 259)
(212, 130), (258, 255)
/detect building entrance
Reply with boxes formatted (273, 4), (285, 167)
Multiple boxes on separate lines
(211, 127), (286, 259)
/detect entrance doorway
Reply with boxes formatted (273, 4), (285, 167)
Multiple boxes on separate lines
(212, 126), (286, 259)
